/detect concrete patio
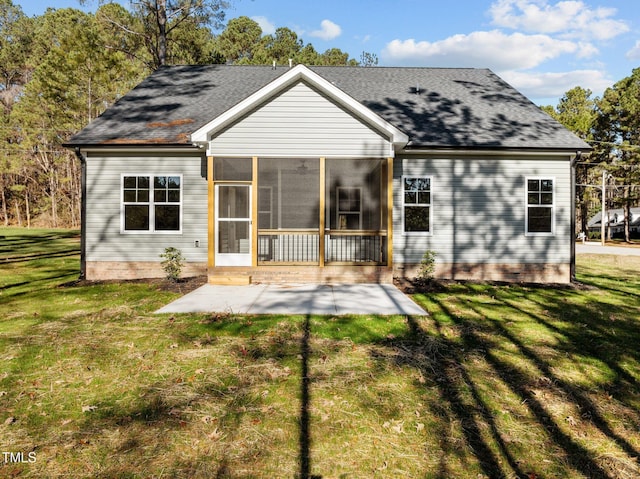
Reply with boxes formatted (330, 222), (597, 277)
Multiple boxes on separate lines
(156, 283), (427, 316)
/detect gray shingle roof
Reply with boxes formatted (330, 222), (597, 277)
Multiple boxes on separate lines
(68, 65), (591, 151)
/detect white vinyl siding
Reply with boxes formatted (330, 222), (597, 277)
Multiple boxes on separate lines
(209, 81), (392, 158)
(393, 156), (571, 265)
(85, 153), (207, 263)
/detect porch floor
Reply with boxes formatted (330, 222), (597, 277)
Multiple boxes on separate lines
(156, 283), (426, 316)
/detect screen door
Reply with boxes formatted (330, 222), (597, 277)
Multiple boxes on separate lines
(215, 184), (251, 266)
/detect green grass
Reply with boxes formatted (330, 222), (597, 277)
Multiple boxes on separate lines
(1, 228), (639, 478)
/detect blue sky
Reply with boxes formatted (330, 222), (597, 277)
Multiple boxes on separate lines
(16, 0), (640, 105)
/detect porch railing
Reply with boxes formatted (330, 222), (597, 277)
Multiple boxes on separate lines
(257, 230), (387, 265)
(325, 230), (387, 264)
(258, 230), (319, 264)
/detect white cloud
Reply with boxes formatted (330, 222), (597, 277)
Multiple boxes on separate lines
(575, 41), (599, 58)
(381, 30), (582, 70)
(379, 1), (622, 104)
(489, 0), (629, 41)
(309, 19), (342, 41)
(251, 16), (275, 35)
(499, 69), (612, 101)
(626, 40), (640, 60)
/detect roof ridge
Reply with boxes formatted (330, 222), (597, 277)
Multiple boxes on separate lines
(67, 64), (591, 151)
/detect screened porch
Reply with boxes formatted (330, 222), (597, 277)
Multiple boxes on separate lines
(212, 157), (391, 267)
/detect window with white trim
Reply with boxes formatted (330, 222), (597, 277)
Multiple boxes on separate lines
(526, 177), (554, 235)
(337, 186), (362, 230)
(403, 176), (431, 234)
(122, 175), (182, 232)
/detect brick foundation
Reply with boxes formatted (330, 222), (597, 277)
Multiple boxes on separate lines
(394, 262), (571, 284)
(86, 261), (207, 281)
(209, 265), (394, 284)
(86, 261), (570, 284)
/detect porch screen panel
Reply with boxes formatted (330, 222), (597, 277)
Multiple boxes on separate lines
(214, 157), (252, 181)
(258, 159), (320, 263)
(324, 159), (387, 264)
(326, 159), (386, 231)
(258, 159), (320, 229)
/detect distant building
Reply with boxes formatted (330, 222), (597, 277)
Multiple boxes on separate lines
(588, 207), (640, 238)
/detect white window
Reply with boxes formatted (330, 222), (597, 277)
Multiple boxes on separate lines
(526, 177), (554, 235)
(122, 175), (182, 233)
(403, 176), (431, 234)
(337, 186), (362, 230)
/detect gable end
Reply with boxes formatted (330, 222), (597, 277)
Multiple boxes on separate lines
(191, 64), (408, 156)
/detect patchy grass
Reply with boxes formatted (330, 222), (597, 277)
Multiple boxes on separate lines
(1, 228), (639, 478)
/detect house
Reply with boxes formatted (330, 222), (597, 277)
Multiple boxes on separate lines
(588, 207), (640, 239)
(65, 64), (591, 284)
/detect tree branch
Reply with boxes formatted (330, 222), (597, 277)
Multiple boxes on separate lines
(96, 10), (145, 38)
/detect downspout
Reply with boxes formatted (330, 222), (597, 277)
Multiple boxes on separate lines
(570, 151), (581, 282)
(74, 148), (87, 280)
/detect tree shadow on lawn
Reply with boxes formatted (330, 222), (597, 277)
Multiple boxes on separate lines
(68, 287), (639, 479)
(0, 230), (80, 295)
(371, 280), (640, 479)
(577, 255), (640, 301)
(63, 316), (306, 478)
(0, 248), (79, 266)
(199, 313), (320, 479)
(1, 270), (79, 298)
(6, 260), (639, 478)
(68, 363), (281, 478)
(0, 230), (79, 259)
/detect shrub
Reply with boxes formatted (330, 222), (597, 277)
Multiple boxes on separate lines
(417, 250), (436, 282)
(160, 247), (184, 282)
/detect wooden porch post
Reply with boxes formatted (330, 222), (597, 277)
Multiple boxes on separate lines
(387, 157), (393, 269)
(319, 157), (326, 267)
(208, 155), (215, 268)
(252, 156), (259, 267)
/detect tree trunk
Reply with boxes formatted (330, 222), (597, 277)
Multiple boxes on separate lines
(50, 172), (58, 228)
(25, 189), (30, 229)
(157, 0), (167, 67)
(1, 182), (7, 227)
(579, 202), (588, 238)
(14, 199), (21, 227)
(70, 190), (77, 228)
(70, 156), (80, 228)
(87, 76), (92, 123)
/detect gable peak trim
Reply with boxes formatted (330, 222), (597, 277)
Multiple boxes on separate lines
(190, 64), (408, 147)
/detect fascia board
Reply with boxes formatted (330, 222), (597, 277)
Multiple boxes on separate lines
(190, 64), (409, 147)
(73, 145), (204, 155)
(399, 147), (586, 158)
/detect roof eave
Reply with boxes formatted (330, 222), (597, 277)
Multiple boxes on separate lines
(63, 142), (206, 152)
(401, 144), (593, 155)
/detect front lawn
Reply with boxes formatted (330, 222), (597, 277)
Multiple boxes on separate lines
(1, 228), (639, 478)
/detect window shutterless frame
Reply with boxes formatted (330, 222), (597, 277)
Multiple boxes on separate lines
(402, 175), (432, 235)
(525, 176), (555, 236)
(336, 186), (363, 230)
(120, 174), (183, 234)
